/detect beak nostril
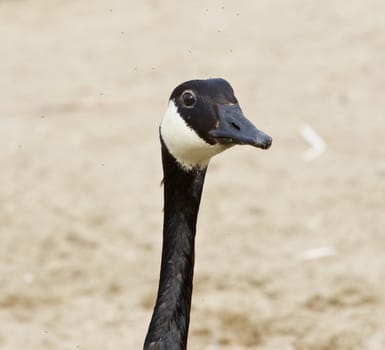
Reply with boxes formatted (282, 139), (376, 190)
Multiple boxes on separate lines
(230, 122), (240, 131)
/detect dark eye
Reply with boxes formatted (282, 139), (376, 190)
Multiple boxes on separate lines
(182, 91), (196, 108)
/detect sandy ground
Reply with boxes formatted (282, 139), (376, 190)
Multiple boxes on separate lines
(1, 1), (385, 349)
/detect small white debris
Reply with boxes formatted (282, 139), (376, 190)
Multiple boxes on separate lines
(301, 245), (337, 261)
(23, 272), (35, 284)
(299, 124), (326, 161)
(84, 320), (97, 330)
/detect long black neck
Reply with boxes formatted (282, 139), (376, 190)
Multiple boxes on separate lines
(144, 141), (207, 350)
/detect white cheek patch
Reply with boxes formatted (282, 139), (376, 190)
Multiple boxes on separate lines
(160, 100), (226, 170)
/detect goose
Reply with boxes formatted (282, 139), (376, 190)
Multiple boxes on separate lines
(144, 78), (272, 350)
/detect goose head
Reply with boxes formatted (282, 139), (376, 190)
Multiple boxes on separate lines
(160, 78), (272, 170)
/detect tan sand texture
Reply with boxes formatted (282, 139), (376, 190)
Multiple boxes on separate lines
(1, 1), (385, 349)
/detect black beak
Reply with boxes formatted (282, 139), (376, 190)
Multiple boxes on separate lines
(209, 104), (272, 150)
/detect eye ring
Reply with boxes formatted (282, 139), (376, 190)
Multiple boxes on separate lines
(182, 90), (196, 108)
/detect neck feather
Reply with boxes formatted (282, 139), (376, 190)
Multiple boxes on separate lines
(144, 140), (207, 350)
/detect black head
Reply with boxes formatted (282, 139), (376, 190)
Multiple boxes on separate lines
(160, 78), (272, 170)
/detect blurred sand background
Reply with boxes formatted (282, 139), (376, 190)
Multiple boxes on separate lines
(1, 1), (385, 349)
